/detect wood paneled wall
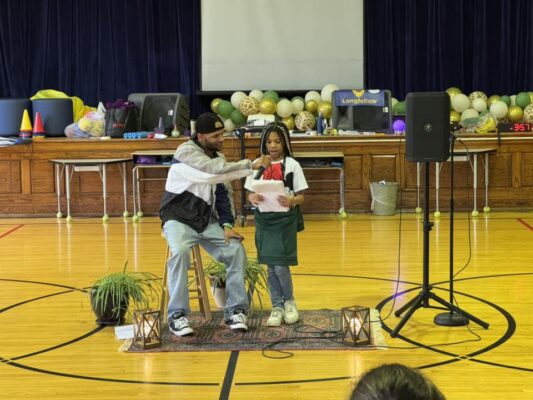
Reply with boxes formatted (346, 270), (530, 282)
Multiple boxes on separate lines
(1, 135), (533, 216)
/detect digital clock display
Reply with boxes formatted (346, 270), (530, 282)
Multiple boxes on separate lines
(498, 122), (533, 132)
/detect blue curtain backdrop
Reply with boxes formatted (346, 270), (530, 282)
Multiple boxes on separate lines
(1, 0), (532, 116)
(0, 0), (201, 113)
(364, 0), (533, 99)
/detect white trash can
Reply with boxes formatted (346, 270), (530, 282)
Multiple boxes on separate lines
(370, 181), (399, 216)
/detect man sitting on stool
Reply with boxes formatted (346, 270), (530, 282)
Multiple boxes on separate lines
(160, 112), (270, 336)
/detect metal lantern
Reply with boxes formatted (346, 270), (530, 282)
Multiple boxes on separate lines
(133, 309), (161, 349)
(341, 305), (371, 346)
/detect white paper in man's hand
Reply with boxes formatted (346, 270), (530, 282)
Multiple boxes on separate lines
(251, 180), (289, 212)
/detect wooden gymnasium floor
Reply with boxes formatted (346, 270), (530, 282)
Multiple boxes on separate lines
(0, 211), (532, 400)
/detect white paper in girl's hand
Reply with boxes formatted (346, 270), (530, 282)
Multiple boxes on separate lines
(251, 180), (289, 212)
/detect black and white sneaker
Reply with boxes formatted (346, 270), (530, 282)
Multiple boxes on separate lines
(168, 313), (193, 337)
(225, 311), (248, 332)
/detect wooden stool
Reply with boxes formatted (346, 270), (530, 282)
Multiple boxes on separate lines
(160, 244), (212, 322)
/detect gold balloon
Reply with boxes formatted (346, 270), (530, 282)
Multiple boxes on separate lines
(305, 100), (318, 114)
(450, 110), (461, 122)
(446, 87), (462, 98)
(317, 101), (332, 119)
(487, 95), (501, 106)
(507, 105), (523, 122)
(210, 98), (222, 113)
(281, 116), (295, 130)
(259, 98), (276, 114)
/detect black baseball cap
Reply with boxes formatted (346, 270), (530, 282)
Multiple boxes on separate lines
(193, 112), (224, 138)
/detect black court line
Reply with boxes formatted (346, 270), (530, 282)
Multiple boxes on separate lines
(0, 224), (24, 239)
(220, 351), (239, 399)
(10, 326), (105, 361)
(1, 271), (531, 389)
(0, 357), (219, 386)
(236, 375), (353, 386)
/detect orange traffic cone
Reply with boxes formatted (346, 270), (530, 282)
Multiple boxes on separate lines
(19, 109), (33, 139)
(33, 112), (46, 139)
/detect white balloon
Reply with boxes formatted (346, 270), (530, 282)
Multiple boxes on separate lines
(276, 99), (294, 118)
(223, 118), (235, 132)
(490, 101), (508, 119)
(305, 90), (321, 104)
(249, 89), (263, 102)
(461, 108), (479, 121)
(451, 93), (470, 113)
(230, 91), (247, 109)
(472, 98), (487, 112)
(320, 83), (340, 102)
(291, 98), (305, 114)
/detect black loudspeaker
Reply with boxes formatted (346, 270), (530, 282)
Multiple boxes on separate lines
(127, 93), (190, 134)
(0, 98), (31, 137)
(331, 89), (392, 132)
(32, 98), (73, 137)
(405, 92), (450, 162)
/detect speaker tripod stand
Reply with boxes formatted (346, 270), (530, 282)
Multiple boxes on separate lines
(390, 162), (489, 338)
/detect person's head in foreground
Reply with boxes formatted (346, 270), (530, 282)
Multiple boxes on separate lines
(350, 363), (446, 400)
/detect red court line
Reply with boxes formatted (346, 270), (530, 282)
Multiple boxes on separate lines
(517, 218), (533, 231)
(0, 224), (24, 239)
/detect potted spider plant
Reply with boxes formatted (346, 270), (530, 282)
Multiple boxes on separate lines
(204, 257), (268, 311)
(90, 261), (162, 326)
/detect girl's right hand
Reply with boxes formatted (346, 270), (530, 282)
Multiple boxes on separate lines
(249, 193), (264, 205)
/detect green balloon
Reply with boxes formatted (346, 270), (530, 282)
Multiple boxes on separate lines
(263, 90), (280, 103)
(230, 109), (246, 126)
(500, 95), (511, 106)
(515, 92), (531, 109)
(393, 101), (406, 115)
(217, 100), (234, 119)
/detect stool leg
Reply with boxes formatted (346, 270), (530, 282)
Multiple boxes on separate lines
(192, 245), (212, 321)
(160, 246), (170, 323)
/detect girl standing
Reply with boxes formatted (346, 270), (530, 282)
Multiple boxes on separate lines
(245, 122), (308, 326)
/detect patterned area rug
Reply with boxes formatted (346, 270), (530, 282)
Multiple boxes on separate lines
(123, 309), (386, 353)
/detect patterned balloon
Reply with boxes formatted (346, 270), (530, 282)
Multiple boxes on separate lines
(295, 111), (316, 130)
(468, 91), (487, 103)
(239, 96), (260, 116)
(317, 101), (332, 119)
(259, 98), (276, 114)
(523, 104), (533, 123)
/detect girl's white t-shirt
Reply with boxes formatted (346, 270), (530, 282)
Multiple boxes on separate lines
(244, 157), (308, 195)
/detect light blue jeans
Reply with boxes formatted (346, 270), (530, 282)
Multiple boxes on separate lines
(163, 219), (249, 321)
(267, 265), (294, 308)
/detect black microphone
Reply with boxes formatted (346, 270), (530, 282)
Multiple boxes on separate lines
(255, 166), (265, 180)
